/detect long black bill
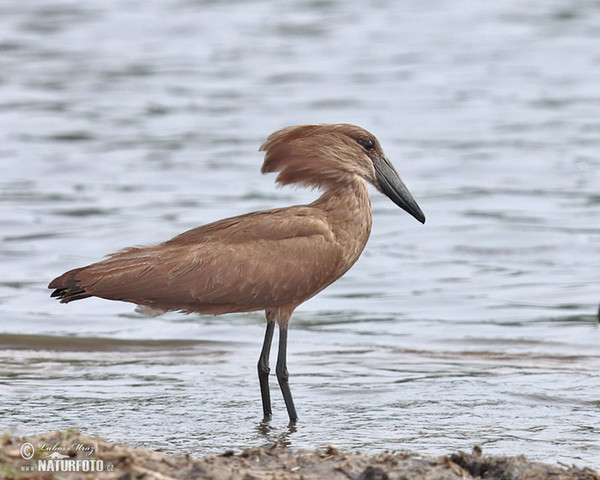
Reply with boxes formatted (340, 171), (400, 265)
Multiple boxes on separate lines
(374, 157), (426, 224)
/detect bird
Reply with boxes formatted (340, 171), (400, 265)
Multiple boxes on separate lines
(49, 123), (425, 422)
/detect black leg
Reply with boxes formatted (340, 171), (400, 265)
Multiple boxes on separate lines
(276, 324), (298, 422)
(258, 321), (275, 419)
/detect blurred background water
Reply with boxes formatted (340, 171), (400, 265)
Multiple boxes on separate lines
(1, 0), (599, 470)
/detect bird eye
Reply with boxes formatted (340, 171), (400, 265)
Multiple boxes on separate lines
(361, 139), (375, 151)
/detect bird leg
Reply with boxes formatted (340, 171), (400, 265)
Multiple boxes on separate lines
(258, 320), (275, 419)
(276, 324), (298, 422)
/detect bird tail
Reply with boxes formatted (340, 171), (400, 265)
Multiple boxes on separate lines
(48, 267), (92, 303)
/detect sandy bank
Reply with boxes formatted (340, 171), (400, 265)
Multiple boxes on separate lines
(1, 431), (598, 480)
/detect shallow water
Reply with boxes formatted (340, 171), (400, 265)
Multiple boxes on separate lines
(1, 0), (599, 470)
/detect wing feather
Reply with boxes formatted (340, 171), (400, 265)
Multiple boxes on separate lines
(53, 207), (347, 313)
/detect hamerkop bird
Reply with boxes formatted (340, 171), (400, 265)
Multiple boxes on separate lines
(49, 124), (425, 422)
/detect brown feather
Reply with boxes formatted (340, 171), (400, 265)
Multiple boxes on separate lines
(260, 124), (379, 189)
(49, 123), (423, 319)
(59, 208), (345, 314)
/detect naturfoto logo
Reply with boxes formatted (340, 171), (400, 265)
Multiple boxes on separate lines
(19, 441), (114, 473)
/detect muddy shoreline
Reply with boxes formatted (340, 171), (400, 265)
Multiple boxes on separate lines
(1, 431), (598, 480)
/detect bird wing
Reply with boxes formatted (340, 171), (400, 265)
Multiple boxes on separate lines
(61, 208), (347, 313)
(163, 206), (332, 245)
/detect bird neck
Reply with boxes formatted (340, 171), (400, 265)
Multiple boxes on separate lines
(311, 178), (373, 265)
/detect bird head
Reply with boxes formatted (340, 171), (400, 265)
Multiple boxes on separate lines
(260, 124), (425, 224)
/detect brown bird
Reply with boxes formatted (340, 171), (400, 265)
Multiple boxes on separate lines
(49, 124), (425, 422)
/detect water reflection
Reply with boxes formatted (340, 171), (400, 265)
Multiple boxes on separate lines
(257, 418), (297, 449)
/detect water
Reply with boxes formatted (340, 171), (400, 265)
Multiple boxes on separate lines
(1, 0), (599, 470)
